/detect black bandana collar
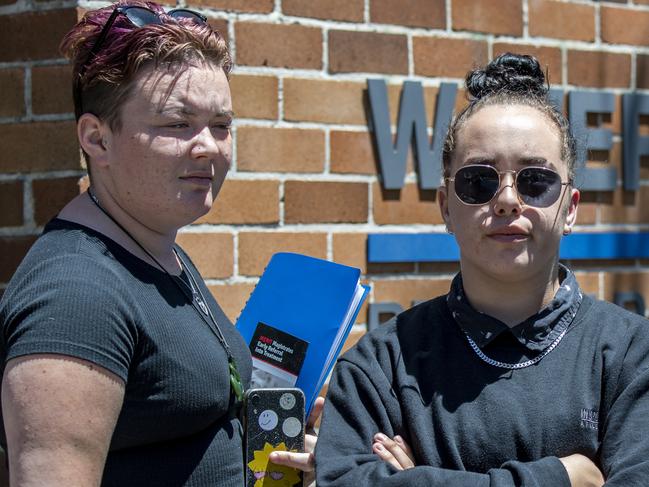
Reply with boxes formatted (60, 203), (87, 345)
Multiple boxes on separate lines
(446, 265), (583, 352)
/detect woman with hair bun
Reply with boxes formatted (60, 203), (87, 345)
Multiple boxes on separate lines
(315, 53), (649, 486)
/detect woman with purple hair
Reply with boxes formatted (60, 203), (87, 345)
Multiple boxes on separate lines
(0, 2), (319, 485)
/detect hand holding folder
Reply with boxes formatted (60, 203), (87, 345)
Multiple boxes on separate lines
(236, 252), (369, 414)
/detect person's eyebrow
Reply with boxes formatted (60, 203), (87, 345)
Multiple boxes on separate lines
(463, 156), (495, 165)
(214, 109), (235, 119)
(518, 157), (550, 167)
(155, 107), (235, 118)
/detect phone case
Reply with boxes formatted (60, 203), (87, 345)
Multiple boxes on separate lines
(243, 388), (305, 487)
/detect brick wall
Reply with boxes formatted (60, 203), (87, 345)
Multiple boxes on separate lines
(2, 0), (649, 481)
(1, 0), (649, 434)
(3, 0), (649, 325)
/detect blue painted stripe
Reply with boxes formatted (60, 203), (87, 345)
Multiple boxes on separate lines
(367, 232), (649, 263)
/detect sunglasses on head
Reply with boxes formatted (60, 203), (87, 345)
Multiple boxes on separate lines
(446, 164), (571, 208)
(75, 5), (208, 115)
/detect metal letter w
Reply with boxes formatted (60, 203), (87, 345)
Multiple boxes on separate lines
(367, 79), (457, 190)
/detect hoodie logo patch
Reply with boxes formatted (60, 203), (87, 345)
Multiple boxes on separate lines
(580, 409), (599, 430)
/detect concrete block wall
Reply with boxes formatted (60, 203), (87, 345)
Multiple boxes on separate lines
(2, 0), (649, 337)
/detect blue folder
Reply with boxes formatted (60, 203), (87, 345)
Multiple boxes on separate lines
(236, 252), (369, 414)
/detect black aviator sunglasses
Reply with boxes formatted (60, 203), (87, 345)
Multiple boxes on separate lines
(446, 164), (572, 208)
(74, 5), (208, 116)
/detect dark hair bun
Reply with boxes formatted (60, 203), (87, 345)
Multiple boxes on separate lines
(465, 52), (547, 100)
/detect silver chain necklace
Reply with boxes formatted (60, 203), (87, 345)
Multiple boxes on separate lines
(462, 327), (568, 370)
(459, 291), (582, 370)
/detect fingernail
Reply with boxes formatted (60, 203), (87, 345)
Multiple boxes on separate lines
(374, 443), (384, 451)
(375, 433), (387, 442)
(394, 435), (403, 443)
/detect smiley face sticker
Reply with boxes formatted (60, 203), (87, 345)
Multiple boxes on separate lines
(258, 410), (279, 431)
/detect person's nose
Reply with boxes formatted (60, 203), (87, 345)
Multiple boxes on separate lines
(191, 125), (229, 159)
(492, 171), (522, 215)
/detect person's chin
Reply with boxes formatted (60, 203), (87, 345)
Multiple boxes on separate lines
(175, 193), (213, 223)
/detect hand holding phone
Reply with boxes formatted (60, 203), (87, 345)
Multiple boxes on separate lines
(244, 388), (305, 487)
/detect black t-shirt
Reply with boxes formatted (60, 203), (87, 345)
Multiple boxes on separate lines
(0, 219), (252, 486)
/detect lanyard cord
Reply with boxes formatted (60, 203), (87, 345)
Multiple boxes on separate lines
(86, 188), (243, 402)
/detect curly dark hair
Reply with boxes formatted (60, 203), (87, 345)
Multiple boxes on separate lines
(442, 52), (577, 181)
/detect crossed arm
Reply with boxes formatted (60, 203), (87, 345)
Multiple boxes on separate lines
(314, 355), (614, 487)
(372, 434), (604, 487)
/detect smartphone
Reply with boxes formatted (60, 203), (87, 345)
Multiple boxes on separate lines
(243, 388), (305, 487)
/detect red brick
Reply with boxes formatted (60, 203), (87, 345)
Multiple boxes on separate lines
(332, 233), (415, 276)
(0, 9), (79, 62)
(229, 74), (277, 120)
(373, 278), (452, 310)
(492, 44), (562, 86)
(567, 259), (636, 270)
(451, 0), (522, 36)
(332, 233), (368, 274)
(236, 127), (324, 172)
(574, 191), (597, 226)
(195, 180), (279, 225)
(419, 262), (461, 274)
(603, 271), (649, 310)
(208, 282), (255, 322)
(528, 0), (595, 42)
(386, 84), (443, 127)
(32, 177), (81, 226)
(373, 183), (443, 225)
(0, 181), (23, 227)
(283, 79), (366, 124)
(600, 186), (649, 224)
(238, 232), (327, 276)
(637, 54), (649, 90)
(189, 0), (273, 13)
(571, 271), (600, 298)
(0, 69), (24, 117)
(282, 0), (364, 22)
(285, 181), (368, 223)
(371, 0), (445, 29)
(0, 121), (80, 173)
(567, 51), (631, 89)
(601, 5), (649, 46)
(176, 232), (233, 279)
(235, 23), (322, 69)
(354, 292), (370, 325)
(329, 30), (408, 75)
(0, 236), (37, 282)
(330, 131), (377, 175)
(31, 65), (73, 115)
(414, 38), (488, 78)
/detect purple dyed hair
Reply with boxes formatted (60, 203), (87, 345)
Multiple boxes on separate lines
(60, 0), (231, 131)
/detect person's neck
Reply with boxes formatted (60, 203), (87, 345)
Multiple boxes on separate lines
(460, 262), (561, 327)
(58, 189), (180, 275)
